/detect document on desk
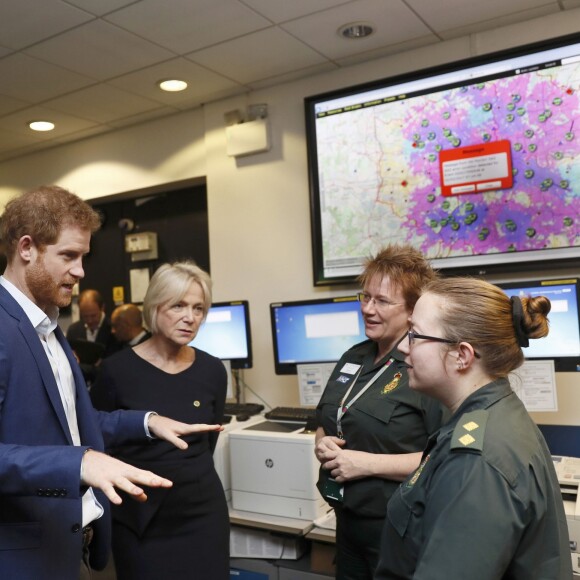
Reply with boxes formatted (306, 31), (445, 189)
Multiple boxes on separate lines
(508, 360), (557, 412)
(313, 509), (336, 531)
(230, 526), (304, 560)
(298, 363), (335, 406)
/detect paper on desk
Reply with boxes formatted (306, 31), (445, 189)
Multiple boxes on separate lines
(298, 363), (335, 406)
(508, 359), (557, 412)
(230, 526), (304, 560)
(313, 509), (336, 531)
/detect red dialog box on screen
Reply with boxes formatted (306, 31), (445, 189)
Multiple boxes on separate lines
(439, 140), (513, 197)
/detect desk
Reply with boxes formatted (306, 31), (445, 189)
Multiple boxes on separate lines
(305, 526), (335, 544)
(229, 503), (314, 536)
(229, 504), (336, 578)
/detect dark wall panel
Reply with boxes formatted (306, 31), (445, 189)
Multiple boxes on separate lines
(82, 184), (209, 314)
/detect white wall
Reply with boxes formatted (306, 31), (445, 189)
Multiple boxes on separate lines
(0, 10), (578, 416)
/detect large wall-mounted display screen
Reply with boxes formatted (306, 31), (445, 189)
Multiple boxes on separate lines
(305, 33), (580, 285)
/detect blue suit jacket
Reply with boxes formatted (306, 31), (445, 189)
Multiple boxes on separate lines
(0, 285), (147, 579)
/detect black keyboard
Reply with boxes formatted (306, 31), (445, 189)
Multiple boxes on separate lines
(224, 402), (264, 417)
(264, 406), (317, 423)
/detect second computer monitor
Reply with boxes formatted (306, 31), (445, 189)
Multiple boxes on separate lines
(496, 277), (580, 372)
(270, 295), (367, 374)
(189, 300), (253, 369)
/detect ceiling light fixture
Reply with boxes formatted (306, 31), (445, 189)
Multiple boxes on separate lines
(28, 121), (55, 132)
(158, 79), (188, 92)
(338, 22), (375, 39)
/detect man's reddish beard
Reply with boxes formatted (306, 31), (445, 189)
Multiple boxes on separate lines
(25, 253), (75, 310)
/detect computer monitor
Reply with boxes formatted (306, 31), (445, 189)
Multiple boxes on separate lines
(270, 295), (367, 375)
(189, 300), (253, 369)
(496, 278), (580, 372)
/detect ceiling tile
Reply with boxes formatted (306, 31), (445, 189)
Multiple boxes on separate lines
(104, 0), (272, 54)
(42, 85), (166, 124)
(0, 94), (33, 117)
(24, 20), (174, 81)
(64, 0), (140, 17)
(0, 0), (94, 50)
(106, 107), (185, 129)
(335, 33), (439, 67)
(472, 9), (580, 55)
(437, 5), (562, 41)
(107, 57), (243, 106)
(406, 0), (559, 33)
(248, 62), (340, 90)
(0, 106), (99, 154)
(281, 0), (432, 60)
(0, 53), (96, 101)
(188, 27), (327, 84)
(240, 0), (355, 23)
(0, 0), (576, 162)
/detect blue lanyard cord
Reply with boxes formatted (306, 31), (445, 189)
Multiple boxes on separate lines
(336, 358), (394, 438)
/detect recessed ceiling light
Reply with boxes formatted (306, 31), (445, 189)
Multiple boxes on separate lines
(158, 79), (188, 92)
(29, 121), (55, 132)
(338, 22), (375, 39)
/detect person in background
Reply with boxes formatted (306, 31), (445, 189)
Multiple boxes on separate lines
(375, 277), (571, 579)
(0, 185), (223, 580)
(314, 244), (445, 580)
(66, 288), (120, 356)
(67, 288), (121, 385)
(110, 303), (151, 348)
(91, 261), (229, 580)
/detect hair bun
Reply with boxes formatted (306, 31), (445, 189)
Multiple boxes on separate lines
(510, 296), (530, 347)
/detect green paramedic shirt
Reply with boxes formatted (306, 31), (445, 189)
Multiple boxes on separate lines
(375, 378), (572, 580)
(316, 339), (444, 518)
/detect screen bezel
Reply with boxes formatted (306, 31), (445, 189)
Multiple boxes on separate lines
(192, 300), (253, 369)
(496, 277), (580, 372)
(269, 295), (364, 375)
(305, 32), (580, 286)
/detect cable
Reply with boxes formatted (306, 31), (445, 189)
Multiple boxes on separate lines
(232, 369), (274, 410)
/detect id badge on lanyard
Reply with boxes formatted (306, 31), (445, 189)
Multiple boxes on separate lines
(336, 358), (394, 439)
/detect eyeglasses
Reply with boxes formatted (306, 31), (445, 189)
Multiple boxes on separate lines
(407, 330), (481, 358)
(357, 292), (402, 310)
(407, 330), (456, 345)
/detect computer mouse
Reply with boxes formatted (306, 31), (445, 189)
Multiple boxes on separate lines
(236, 413), (250, 422)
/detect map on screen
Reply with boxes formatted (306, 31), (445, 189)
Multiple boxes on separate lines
(307, 35), (580, 283)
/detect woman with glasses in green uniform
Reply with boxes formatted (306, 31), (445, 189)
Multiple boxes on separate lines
(314, 244), (445, 580)
(375, 277), (571, 579)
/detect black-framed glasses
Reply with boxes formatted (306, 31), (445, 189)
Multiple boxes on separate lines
(407, 330), (481, 358)
(408, 330), (456, 345)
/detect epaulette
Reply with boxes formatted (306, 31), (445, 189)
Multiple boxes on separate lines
(450, 410), (489, 453)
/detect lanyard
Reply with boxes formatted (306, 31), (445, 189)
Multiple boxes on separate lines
(336, 357), (394, 439)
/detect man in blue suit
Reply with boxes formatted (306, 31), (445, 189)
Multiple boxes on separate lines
(0, 185), (222, 579)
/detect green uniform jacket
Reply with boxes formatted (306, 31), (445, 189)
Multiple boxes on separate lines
(375, 378), (572, 580)
(316, 339), (444, 518)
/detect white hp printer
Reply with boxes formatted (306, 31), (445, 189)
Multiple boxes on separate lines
(553, 455), (580, 576)
(213, 414), (265, 502)
(229, 419), (328, 520)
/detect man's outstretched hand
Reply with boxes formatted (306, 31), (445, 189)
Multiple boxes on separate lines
(81, 450), (173, 504)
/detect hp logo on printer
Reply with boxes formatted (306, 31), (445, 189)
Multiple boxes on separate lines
(265, 458), (274, 468)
